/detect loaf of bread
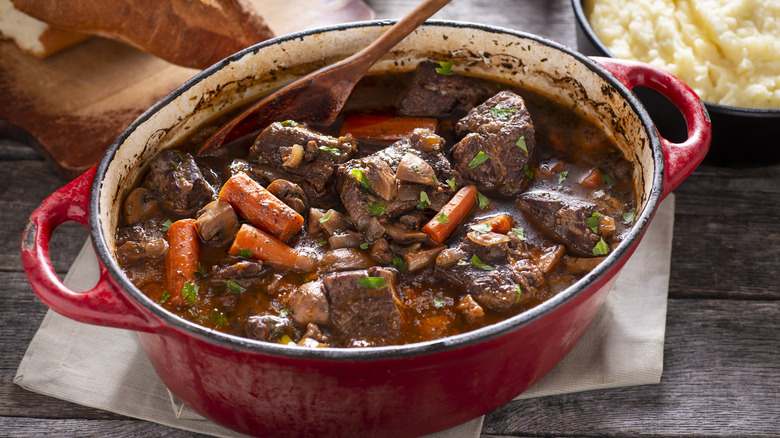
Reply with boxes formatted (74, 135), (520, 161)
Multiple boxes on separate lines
(9, 0), (275, 69)
(0, 0), (90, 57)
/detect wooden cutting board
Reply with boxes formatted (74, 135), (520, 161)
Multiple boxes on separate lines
(0, 0), (374, 179)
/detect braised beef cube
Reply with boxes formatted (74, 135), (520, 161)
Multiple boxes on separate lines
(452, 90), (535, 196)
(516, 190), (601, 257)
(288, 281), (329, 325)
(245, 315), (296, 343)
(460, 230), (511, 264)
(251, 122), (357, 197)
(302, 323), (331, 344)
(456, 295), (485, 326)
(398, 61), (494, 117)
(322, 267), (403, 346)
(209, 259), (270, 292)
(142, 149), (215, 216)
(115, 221), (168, 265)
(435, 258), (544, 312)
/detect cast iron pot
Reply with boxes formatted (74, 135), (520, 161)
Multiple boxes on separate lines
(572, 0), (780, 166)
(21, 21), (710, 437)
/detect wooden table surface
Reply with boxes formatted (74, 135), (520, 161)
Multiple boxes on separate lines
(1, 0), (778, 436)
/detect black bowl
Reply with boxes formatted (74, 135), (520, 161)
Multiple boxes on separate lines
(572, 0), (780, 166)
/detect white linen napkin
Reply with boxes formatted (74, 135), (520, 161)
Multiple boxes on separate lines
(15, 196), (675, 438)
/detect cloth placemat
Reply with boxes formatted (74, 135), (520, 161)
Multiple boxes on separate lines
(15, 196), (675, 437)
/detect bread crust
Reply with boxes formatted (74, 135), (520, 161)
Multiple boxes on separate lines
(10, 0), (275, 68)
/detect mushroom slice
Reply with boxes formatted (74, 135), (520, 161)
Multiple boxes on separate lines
(395, 153), (437, 186)
(267, 179), (309, 216)
(403, 245), (446, 272)
(384, 223), (429, 244)
(123, 187), (159, 224)
(321, 248), (374, 272)
(195, 200), (239, 246)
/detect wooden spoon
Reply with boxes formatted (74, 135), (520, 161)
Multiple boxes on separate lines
(197, 0), (452, 156)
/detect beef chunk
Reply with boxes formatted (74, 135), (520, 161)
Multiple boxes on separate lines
(115, 221), (168, 265)
(398, 61), (494, 117)
(250, 121), (357, 197)
(142, 149), (215, 216)
(209, 259), (270, 292)
(460, 230), (511, 265)
(322, 267), (403, 346)
(452, 90), (535, 196)
(245, 315), (296, 343)
(516, 190), (601, 257)
(456, 295), (484, 326)
(288, 281), (329, 325)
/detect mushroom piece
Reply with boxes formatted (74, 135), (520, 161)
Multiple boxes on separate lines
(328, 231), (365, 249)
(384, 223), (429, 244)
(195, 200), (239, 246)
(288, 281), (330, 325)
(456, 295), (485, 326)
(403, 245), (447, 272)
(462, 231), (511, 264)
(395, 153), (438, 186)
(364, 159), (397, 201)
(122, 187), (159, 224)
(266, 179), (309, 216)
(318, 209), (355, 237)
(321, 248), (374, 272)
(369, 238), (393, 264)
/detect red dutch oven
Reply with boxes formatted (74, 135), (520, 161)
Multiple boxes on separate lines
(21, 22), (710, 437)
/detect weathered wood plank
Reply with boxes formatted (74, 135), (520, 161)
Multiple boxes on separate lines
(0, 417), (212, 438)
(482, 299), (780, 437)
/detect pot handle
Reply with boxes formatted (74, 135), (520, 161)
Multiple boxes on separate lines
(592, 57), (711, 196)
(21, 166), (163, 333)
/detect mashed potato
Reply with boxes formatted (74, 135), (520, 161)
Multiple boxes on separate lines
(585, 0), (780, 108)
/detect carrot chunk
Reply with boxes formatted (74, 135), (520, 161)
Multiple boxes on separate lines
(229, 223), (314, 273)
(219, 172), (304, 242)
(165, 218), (200, 305)
(475, 213), (514, 235)
(422, 185), (478, 244)
(340, 115), (438, 142)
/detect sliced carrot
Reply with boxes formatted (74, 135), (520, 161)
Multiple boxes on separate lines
(422, 185), (478, 244)
(229, 223), (314, 273)
(475, 214), (514, 235)
(219, 172), (304, 242)
(579, 167), (602, 189)
(339, 115), (438, 142)
(165, 218), (200, 306)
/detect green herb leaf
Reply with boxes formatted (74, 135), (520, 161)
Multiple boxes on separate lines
(558, 170), (569, 184)
(366, 202), (387, 216)
(511, 227), (525, 240)
(280, 120), (301, 127)
(593, 238), (611, 256)
(524, 164), (534, 179)
(159, 291), (171, 304)
(600, 172), (614, 186)
(351, 168), (371, 189)
(411, 164), (420, 173)
(391, 256), (408, 272)
(433, 298), (445, 308)
(476, 191), (490, 209)
(446, 179), (457, 191)
(161, 219), (173, 233)
(514, 284), (522, 303)
(470, 254), (494, 271)
(586, 212), (601, 234)
(172, 149), (184, 160)
(210, 309), (227, 327)
(418, 191), (431, 210)
(435, 61), (455, 76)
(194, 262), (206, 281)
(357, 276), (387, 289)
(490, 104), (518, 120)
(468, 151), (490, 169)
(435, 212), (450, 224)
(279, 308), (291, 317)
(315, 240), (328, 247)
(318, 212), (332, 223)
(360, 242), (369, 250)
(318, 145), (341, 156)
(516, 135), (527, 153)
(227, 280), (246, 294)
(237, 248), (253, 258)
(470, 222), (492, 233)
(172, 161), (180, 171)
(623, 210), (636, 224)
(457, 259), (470, 266)
(181, 282), (199, 306)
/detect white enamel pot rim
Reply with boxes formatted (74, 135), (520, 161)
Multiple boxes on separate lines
(89, 20), (668, 361)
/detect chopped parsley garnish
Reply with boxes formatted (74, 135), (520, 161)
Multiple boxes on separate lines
(433, 298), (446, 308)
(280, 120), (301, 127)
(558, 170), (569, 184)
(318, 145), (341, 156)
(237, 248), (253, 258)
(360, 242), (369, 250)
(457, 259), (470, 266)
(351, 168), (371, 189)
(516, 135), (528, 153)
(476, 191), (490, 209)
(366, 202), (387, 216)
(435, 61), (455, 76)
(161, 219), (173, 233)
(490, 104), (518, 120)
(411, 164), (420, 173)
(318, 212), (332, 223)
(586, 212), (601, 234)
(193, 262), (206, 281)
(210, 309), (227, 327)
(279, 308), (291, 317)
(470, 254), (494, 271)
(391, 256), (408, 272)
(593, 238), (611, 256)
(435, 212), (450, 224)
(172, 161), (180, 171)
(514, 284), (522, 303)
(600, 172), (614, 186)
(511, 227), (525, 240)
(227, 280), (246, 294)
(172, 149), (184, 160)
(418, 191), (431, 210)
(357, 276), (387, 289)
(159, 292), (171, 304)
(446, 179), (457, 191)
(315, 240), (328, 247)
(470, 222), (492, 233)
(181, 282), (198, 306)
(623, 210), (636, 224)
(524, 164), (534, 179)
(468, 151), (490, 169)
